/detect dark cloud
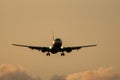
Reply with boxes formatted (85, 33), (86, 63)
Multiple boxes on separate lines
(50, 75), (66, 80)
(0, 64), (41, 80)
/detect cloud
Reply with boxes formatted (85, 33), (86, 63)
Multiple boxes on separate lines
(50, 75), (66, 80)
(0, 64), (120, 80)
(0, 64), (41, 80)
(66, 67), (120, 80)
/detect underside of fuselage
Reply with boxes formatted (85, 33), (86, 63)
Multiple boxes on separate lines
(46, 47), (65, 56)
(50, 46), (61, 54)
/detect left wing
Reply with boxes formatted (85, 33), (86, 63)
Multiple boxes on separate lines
(12, 44), (48, 51)
(62, 44), (97, 52)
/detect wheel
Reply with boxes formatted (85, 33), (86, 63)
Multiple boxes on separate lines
(61, 53), (65, 56)
(46, 53), (50, 56)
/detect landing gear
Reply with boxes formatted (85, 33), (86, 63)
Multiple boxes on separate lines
(46, 53), (50, 56)
(61, 52), (65, 56)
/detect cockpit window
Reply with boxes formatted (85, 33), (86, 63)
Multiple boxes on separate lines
(55, 38), (61, 41)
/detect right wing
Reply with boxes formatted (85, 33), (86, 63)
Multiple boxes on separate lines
(62, 44), (97, 52)
(69, 44), (97, 50)
(12, 44), (49, 51)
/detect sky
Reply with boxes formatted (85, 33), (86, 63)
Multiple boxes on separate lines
(0, 0), (120, 80)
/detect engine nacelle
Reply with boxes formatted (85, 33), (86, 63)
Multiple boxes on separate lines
(66, 48), (72, 53)
(41, 47), (47, 53)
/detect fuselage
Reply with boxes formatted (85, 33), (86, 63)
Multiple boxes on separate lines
(53, 38), (62, 47)
(50, 38), (62, 53)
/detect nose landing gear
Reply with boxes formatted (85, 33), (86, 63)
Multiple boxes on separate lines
(61, 52), (65, 56)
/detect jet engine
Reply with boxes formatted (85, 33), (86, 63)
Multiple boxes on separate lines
(66, 48), (72, 53)
(41, 47), (47, 52)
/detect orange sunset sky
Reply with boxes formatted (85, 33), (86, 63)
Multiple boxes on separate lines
(0, 0), (120, 80)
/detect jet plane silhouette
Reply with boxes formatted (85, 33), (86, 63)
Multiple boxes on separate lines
(12, 36), (97, 56)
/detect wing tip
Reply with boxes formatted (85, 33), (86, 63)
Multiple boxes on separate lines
(90, 44), (97, 47)
(12, 44), (17, 46)
(93, 44), (97, 46)
(12, 44), (27, 47)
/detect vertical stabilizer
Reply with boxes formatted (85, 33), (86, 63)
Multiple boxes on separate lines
(52, 33), (55, 45)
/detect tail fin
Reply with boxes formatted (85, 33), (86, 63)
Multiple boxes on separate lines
(52, 33), (55, 45)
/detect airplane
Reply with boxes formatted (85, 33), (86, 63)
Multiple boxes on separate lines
(12, 36), (97, 56)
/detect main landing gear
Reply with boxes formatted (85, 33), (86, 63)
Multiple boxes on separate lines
(46, 52), (65, 56)
(46, 52), (50, 56)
